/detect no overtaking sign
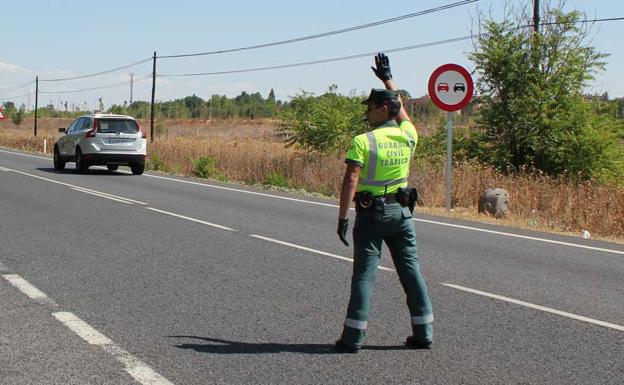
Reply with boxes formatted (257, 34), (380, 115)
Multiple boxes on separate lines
(428, 63), (473, 112)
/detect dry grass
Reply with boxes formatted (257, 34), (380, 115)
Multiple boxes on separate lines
(413, 161), (624, 240)
(1, 118), (622, 242)
(148, 137), (343, 196)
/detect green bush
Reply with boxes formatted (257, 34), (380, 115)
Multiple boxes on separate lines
(193, 156), (218, 178)
(278, 85), (368, 154)
(147, 154), (165, 171)
(263, 172), (289, 187)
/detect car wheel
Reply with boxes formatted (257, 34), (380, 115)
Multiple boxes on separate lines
(107, 165), (119, 172)
(53, 146), (65, 171)
(75, 149), (89, 173)
(130, 163), (144, 175)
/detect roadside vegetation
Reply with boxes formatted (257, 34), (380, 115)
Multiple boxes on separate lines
(1, 0), (622, 240)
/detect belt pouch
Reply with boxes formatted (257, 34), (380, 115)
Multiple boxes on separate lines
(396, 187), (409, 207)
(396, 187), (419, 213)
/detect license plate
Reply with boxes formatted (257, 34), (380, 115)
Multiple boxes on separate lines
(107, 138), (132, 144)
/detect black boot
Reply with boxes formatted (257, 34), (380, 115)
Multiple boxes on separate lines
(334, 339), (360, 353)
(405, 336), (432, 350)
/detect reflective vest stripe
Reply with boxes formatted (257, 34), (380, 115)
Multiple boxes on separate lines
(411, 314), (434, 324)
(359, 177), (407, 186)
(344, 318), (368, 329)
(404, 127), (417, 160)
(366, 131), (377, 183)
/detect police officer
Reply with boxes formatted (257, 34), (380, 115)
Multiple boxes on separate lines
(335, 53), (433, 353)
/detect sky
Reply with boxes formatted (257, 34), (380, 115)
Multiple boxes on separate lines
(1, 0), (623, 111)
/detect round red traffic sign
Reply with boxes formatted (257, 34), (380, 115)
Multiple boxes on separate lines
(428, 63), (473, 112)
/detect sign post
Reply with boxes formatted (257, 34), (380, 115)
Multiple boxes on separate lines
(427, 64), (474, 212)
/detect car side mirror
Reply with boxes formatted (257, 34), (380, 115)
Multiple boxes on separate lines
(58, 127), (66, 133)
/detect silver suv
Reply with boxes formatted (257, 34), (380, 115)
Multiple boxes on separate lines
(53, 113), (147, 175)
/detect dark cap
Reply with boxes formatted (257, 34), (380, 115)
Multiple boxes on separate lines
(361, 88), (399, 104)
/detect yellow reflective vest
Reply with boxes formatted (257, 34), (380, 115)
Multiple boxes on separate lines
(345, 120), (418, 196)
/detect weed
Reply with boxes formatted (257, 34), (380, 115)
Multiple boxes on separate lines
(193, 155), (218, 179)
(263, 172), (289, 187)
(148, 153), (166, 171)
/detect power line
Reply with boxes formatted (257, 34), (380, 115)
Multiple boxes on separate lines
(39, 75), (150, 94)
(526, 16), (624, 28)
(158, 36), (473, 77)
(158, 16), (624, 78)
(39, 57), (152, 82)
(0, 80), (35, 94)
(158, 0), (478, 59)
(0, 92), (31, 100)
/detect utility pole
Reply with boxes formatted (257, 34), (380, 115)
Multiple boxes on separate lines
(150, 51), (156, 142)
(533, 0), (540, 33)
(129, 73), (134, 104)
(531, 0), (540, 70)
(34, 76), (38, 137)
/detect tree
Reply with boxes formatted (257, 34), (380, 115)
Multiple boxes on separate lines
(12, 105), (25, 127)
(3, 101), (15, 113)
(279, 85), (368, 153)
(184, 95), (204, 118)
(470, 1), (622, 181)
(268, 88), (276, 104)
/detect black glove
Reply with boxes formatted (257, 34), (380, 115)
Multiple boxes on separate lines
(371, 53), (392, 81)
(337, 218), (349, 246)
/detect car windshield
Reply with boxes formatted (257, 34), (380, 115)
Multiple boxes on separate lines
(98, 119), (139, 134)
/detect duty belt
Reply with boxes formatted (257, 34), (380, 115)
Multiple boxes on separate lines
(354, 191), (399, 211)
(355, 187), (418, 212)
(377, 195), (399, 203)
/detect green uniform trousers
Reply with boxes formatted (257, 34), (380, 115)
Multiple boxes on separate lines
(340, 202), (433, 348)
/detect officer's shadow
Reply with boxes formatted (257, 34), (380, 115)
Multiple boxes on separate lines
(169, 336), (403, 355)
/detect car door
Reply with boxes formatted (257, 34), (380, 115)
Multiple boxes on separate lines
(67, 117), (88, 156)
(59, 119), (79, 156)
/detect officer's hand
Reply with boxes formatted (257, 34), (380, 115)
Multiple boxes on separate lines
(337, 218), (349, 246)
(371, 53), (392, 81)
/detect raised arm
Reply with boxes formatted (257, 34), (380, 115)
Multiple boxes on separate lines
(372, 53), (410, 123)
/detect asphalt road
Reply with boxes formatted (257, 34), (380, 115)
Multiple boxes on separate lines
(0, 147), (622, 385)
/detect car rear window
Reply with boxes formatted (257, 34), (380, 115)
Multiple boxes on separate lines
(97, 119), (139, 134)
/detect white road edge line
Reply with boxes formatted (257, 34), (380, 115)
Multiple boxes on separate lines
(2, 148), (622, 256)
(3, 166), (147, 205)
(418, 219), (624, 256)
(250, 234), (395, 272)
(442, 283), (624, 332)
(146, 207), (237, 231)
(71, 188), (134, 204)
(0, 166), (10, 171)
(53, 312), (174, 385)
(2, 274), (48, 299)
(0, 148), (49, 159)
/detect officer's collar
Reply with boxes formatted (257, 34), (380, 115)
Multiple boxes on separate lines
(372, 120), (399, 129)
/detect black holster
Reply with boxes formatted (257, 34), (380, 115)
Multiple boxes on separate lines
(354, 191), (373, 213)
(355, 192), (384, 222)
(396, 186), (418, 213)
